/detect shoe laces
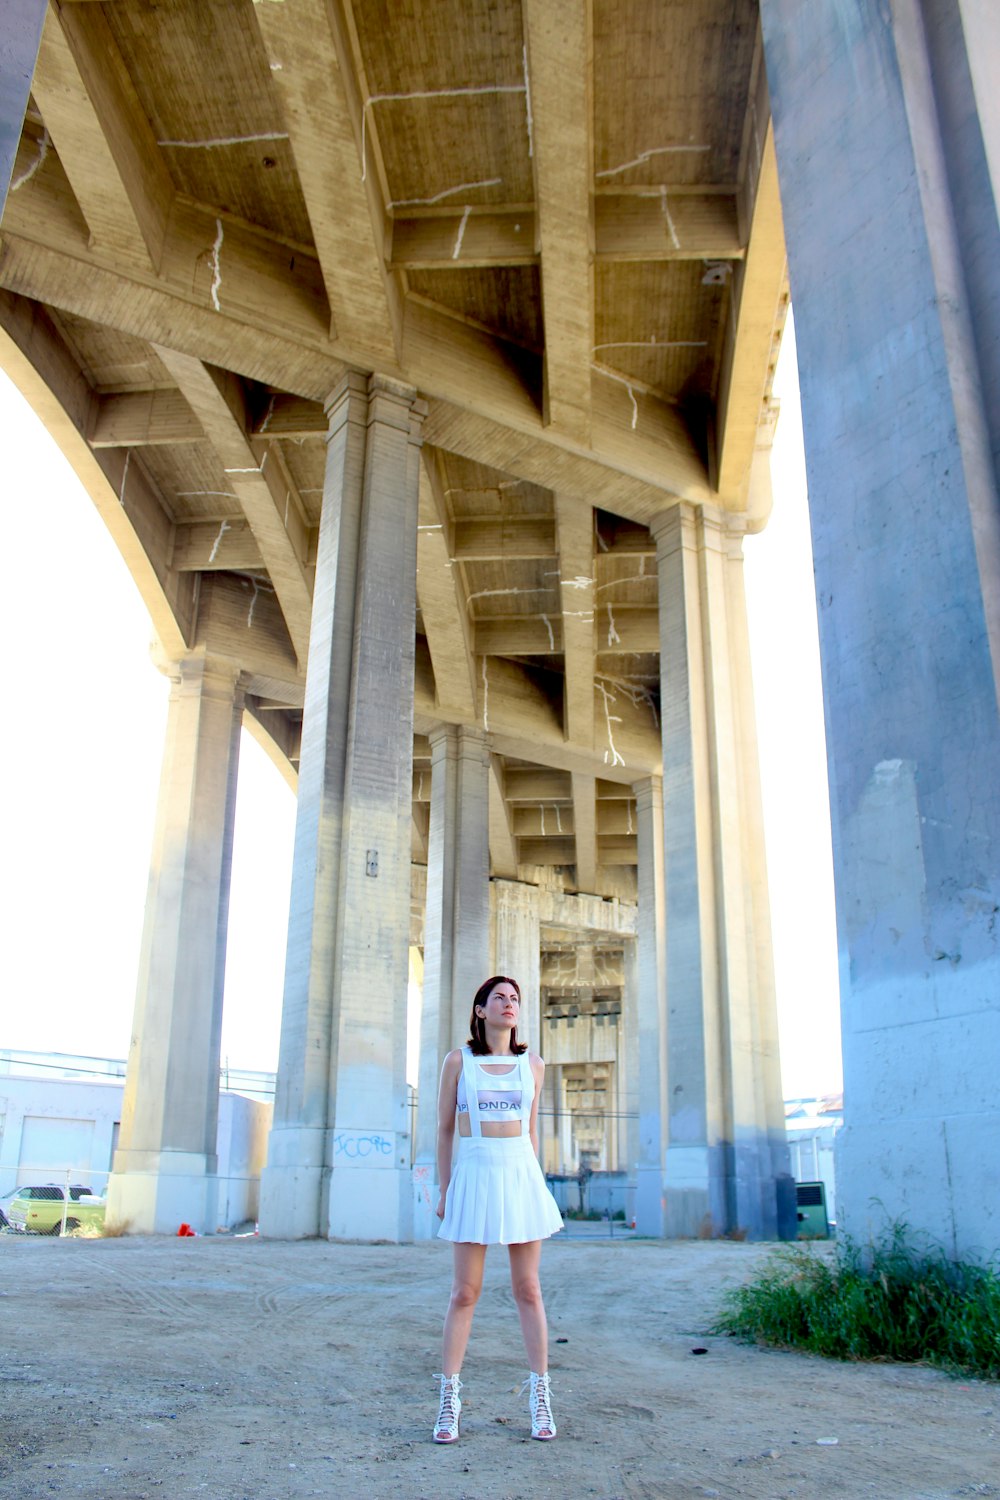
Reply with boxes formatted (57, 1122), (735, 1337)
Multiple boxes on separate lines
(521, 1371), (554, 1429)
(433, 1372), (462, 1432)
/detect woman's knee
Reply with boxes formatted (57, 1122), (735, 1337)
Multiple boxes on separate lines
(449, 1279), (482, 1312)
(511, 1275), (543, 1311)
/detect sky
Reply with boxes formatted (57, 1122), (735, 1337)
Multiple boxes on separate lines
(0, 315), (841, 1098)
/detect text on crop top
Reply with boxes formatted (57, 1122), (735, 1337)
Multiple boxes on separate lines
(455, 1048), (532, 1122)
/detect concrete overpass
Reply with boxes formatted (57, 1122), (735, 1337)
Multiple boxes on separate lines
(1, 0), (996, 1255)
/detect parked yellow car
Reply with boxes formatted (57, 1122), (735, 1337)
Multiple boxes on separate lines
(5, 1184), (106, 1236)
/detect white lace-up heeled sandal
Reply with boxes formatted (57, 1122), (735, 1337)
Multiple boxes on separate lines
(432, 1372), (462, 1443)
(521, 1370), (556, 1440)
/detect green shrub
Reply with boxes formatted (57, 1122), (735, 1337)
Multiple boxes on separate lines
(715, 1223), (1000, 1380)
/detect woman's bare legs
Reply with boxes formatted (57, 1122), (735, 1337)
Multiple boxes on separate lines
(507, 1240), (548, 1371)
(441, 1242), (487, 1374)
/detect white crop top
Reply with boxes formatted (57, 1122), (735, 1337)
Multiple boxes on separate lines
(455, 1046), (534, 1135)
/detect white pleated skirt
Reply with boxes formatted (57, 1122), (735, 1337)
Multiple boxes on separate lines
(438, 1135), (565, 1246)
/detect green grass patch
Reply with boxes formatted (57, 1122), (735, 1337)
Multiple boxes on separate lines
(715, 1224), (1000, 1380)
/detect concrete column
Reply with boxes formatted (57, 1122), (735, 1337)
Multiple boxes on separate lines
(633, 776), (668, 1235)
(621, 937), (641, 1195)
(652, 505), (792, 1238)
(261, 373), (424, 1241)
(413, 724), (490, 1237)
(107, 652), (244, 1235)
(557, 1067), (574, 1172)
(762, 0), (1000, 1257)
(723, 526), (795, 1235)
(492, 878), (543, 1153)
(492, 879), (542, 1055)
(0, 1), (46, 215)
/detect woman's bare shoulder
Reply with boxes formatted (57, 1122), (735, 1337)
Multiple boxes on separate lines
(528, 1051), (545, 1073)
(441, 1048), (465, 1074)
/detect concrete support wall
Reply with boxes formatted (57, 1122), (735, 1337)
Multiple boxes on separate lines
(492, 878), (542, 1056)
(762, 0), (1000, 1258)
(0, 0), (46, 214)
(634, 777), (668, 1234)
(108, 653), (244, 1235)
(653, 505), (792, 1238)
(261, 373), (424, 1241)
(621, 937), (641, 1190)
(413, 725), (490, 1237)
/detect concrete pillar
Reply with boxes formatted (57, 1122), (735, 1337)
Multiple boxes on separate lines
(621, 937), (641, 1195)
(107, 652), (244, 1235)
(492, 879), (542, 1055)
(0, 1), (46, 215)
(557, 1067), (574, 1172)
(633, 777), (668, 1235)
(261, 373), (424, 1242)
(653, 505), (792, 1238)
(762, 0), (1000, 1257)
(413, 724), (490, 1237)
(492, 878), (544, 1155)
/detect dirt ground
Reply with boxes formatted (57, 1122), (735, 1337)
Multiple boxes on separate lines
(1, 1232), (997, 1500)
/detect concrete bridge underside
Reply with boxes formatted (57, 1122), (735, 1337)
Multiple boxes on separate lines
(0, 0), (996, 1253)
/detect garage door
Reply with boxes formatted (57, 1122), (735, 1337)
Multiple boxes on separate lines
(18, 1117), (96, 1187)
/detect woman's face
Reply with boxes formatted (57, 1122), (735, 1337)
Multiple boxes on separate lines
(477, 980), (521, 1030)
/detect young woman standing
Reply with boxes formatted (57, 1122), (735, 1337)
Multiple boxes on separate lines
(433, 975), (563, 1444)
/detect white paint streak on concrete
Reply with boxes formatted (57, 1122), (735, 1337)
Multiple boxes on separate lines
(593, 366), (639, 429)
(541, 613), (555, 649)
(452, 206), (471, 260)
(208, 519), (230, 563)
(562, 575), (594, 590)
(119, 449), (131, 507)
(209, 219), (224, 311)
(523, 45), (534, 158)
(158, 132), (289, 148)
(247, 579), (260, 628)
(388, 177), (502, 210)
(177, 489), (237, 499)
(607, 603), (621, 646)
(596, 681), (625, 767)
(599, 673), (659, 729)
(540, 805), (546, 836)
(660, 186), (681, 250)
(593, 339), (706, 351)
(10, 128), (49, 192)
(627, 800), (634, 835)
(596, 575), (642, 593)
(596, 143), (710, 178)
(259, 395), (276, 432)
(465, 585), (545, 611)
(554, 805), (563, 833)
(481, 656), (489, 731)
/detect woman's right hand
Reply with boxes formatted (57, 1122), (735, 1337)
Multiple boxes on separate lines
(436, 1193), (446, 1220)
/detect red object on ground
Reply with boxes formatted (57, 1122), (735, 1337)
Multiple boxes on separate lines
(177, 1222), (196, 1237)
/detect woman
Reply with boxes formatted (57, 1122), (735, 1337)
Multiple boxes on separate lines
(433, 975), (563, 1444)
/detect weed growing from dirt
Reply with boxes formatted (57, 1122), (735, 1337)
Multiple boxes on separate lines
(715, 1224), (1000, 1380)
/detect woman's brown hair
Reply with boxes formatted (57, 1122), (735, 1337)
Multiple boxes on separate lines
(467, 975), (528, 1055)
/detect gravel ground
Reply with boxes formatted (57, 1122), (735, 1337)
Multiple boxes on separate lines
(1, 1232), (996, 1499)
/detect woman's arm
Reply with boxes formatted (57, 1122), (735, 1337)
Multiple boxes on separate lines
(528, 1053), (545, 1157)
(435, 1050), (462, 1218)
